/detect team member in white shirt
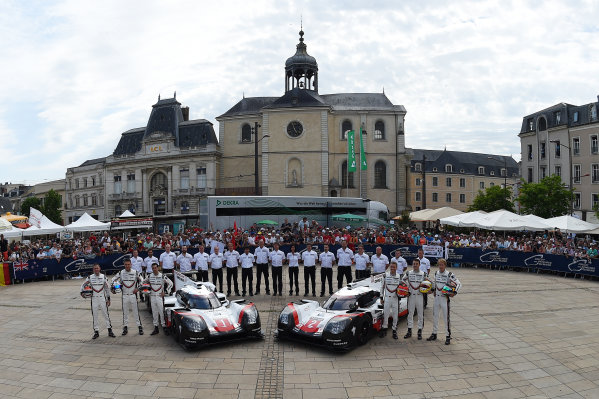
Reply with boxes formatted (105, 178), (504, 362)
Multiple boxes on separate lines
(371, 246), (389, 274)
(428, 258), (461, 345)
(159, 244), (176, 274)
(240, 247), (255, 296)
(209, 246), (225, 292)
(129, 249), (144, 274)
(354, 244), (371, 279)
(143, 249), (158, 276)
(301, 243), (318, 297)
(193, 244), (210, 282)
(223, 243), (240, 296)
(254, 240), (271, 295)
(417, 248), (431, 308)
(319, 244), (335, 297)
(336, 240), (354, 289)
(269, 243), (285, 296)
(176, 246), (194, 273)
(390, 249), (408, 275)
(286, 245), (300, 296)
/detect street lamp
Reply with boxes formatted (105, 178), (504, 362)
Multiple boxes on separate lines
(550, 140), (573, 215)
(252, 122), (270, 195)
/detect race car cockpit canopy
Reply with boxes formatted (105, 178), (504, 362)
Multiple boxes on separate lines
(176, 286), (221, 310)
(322, 288), (378, 311)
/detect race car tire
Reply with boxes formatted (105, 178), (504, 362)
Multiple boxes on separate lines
(356, 319), (371, 346)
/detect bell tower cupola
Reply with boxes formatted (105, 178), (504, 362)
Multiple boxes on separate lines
(285, 28), (318, 93)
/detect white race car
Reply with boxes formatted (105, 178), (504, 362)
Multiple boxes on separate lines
(276, 273), (408, 350)
(164, 282), (262, 350)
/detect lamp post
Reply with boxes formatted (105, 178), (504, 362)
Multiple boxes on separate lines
(252, 122), (270, 195)
(550, 140), (573, 215)
(487, 156), (509, 207)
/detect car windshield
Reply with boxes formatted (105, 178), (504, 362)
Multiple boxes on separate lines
(187, 292), (221, 310)
(322, 294), (359, 311)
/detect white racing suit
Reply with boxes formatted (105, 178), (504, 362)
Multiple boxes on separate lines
(432, 270), (461, 337)
(403, 270), (426, 330)
(381, 271), (402, 331)
(82, 273), (111, 332)
(112, 270), (143, 328)
(144, 272), (173, 327)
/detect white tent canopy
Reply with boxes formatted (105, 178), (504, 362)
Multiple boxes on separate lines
(119, 210), (136, 218)
(410, 207), (463, 222)
(440, 211), (488, 227)
(466, 210), (551, 231)
(65, 212), (110, 232)
(544, 215), (599, 233)
(22, 215), (64, 236)
(0, 218), (24, 238)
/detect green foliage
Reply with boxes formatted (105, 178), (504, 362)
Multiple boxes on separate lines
(517, 175), (571, 218)
(20, 197), (42, 216)
(43, 189), (63, 225)
(398, 211), (410, 226)
(468, 185), (515, 213)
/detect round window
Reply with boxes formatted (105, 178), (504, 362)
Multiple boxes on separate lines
(286, 121), (303, 138)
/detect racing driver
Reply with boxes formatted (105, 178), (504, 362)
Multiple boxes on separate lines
(144, 263), (173, 336)
(428, 258), (461, 345)
(379, 261), (402, 339)
(402, 258), (426, 340)
(111, 258), (144, 336)
(82, 264), (115, 339)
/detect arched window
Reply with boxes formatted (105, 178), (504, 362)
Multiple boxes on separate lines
(374, 161), (387, 188)
(241, 123), (252, 143)
(537, 117), (547, 131)
(341, 160), (354, 188)
(374, 120), (385, 140)
(115, 205), (122, 216)
(341, 120), (352, 140)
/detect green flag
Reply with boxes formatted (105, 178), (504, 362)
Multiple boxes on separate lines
(347, 130), (357, 172)
(359, 127), (367, 170)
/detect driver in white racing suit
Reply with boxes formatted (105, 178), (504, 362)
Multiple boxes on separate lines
(82, 264), (115, 339)
(379, 261), (402, 339)
(111, 258), (144, 336)
(402, 258), (426, 340)
(428, 258), (461, 345)
(144, 263), (173, 336)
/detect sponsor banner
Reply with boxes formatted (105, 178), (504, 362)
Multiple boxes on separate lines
(422, 245), (444, 258)
(110, 218), (153, 230)
(10, 244), (599, 280)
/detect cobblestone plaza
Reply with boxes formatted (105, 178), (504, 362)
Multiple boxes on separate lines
(1, 267), (598, 399)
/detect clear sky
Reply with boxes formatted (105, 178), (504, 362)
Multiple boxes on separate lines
(2, 0), (598, 185)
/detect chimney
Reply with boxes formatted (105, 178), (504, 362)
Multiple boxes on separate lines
(181, 106), (190, 121)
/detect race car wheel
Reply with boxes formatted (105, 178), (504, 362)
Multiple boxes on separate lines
(356, 319), (371, 346)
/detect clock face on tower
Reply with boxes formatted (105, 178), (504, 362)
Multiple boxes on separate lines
(286, 121), (303, 138)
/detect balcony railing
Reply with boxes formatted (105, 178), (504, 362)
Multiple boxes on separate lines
(109, 192), (140, 200)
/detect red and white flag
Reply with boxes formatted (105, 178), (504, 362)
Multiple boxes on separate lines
(29, 207), (43, 228)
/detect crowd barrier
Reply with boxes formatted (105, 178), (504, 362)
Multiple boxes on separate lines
(8, 244), (599, 282)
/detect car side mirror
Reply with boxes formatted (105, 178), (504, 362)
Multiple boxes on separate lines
(377, 304), (384, 310)
(348, 302), (358, 312)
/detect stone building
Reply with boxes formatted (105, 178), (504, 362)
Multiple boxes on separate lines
(519, 95), (599, 221)
(216, 30), (410, 216)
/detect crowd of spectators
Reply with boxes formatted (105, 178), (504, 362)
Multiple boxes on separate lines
(2, 216), (599, 263)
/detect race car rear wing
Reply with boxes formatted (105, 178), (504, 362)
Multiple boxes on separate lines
(345, 272), (384, 291)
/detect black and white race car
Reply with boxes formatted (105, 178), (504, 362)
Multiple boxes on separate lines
(276, 273), (407, 350)
(164, 283), (263, 350)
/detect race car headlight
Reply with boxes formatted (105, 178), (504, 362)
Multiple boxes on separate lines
(324, 317), (352, 335)
(243, 306), (259, 325)
(182, 316), (206, 332)
(279, 307), (295, 327)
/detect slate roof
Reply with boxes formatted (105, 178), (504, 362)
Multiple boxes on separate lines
(218, 97), (278, 118)
(321, 93), (406, 112)
(410, 149), (519, 177)
(0, 197), (12, 214)
(520, 98), (599, 134)
(264, 87), (326, 109)
(79, 157), (106, 167)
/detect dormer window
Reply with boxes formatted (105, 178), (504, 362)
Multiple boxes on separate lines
(478, 166), (485, 175)
(432, 167), (438, 172)
(414, 163), (422, 172)
(445, 164), (453, 173)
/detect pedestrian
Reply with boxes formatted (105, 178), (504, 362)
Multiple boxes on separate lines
(428, 258), (461, 345)
(336, 240), (354, 289)
(254, 240), (270, 295)
(371, 246), (389, 274)
(379, 261), (402, 339)
(354, 244), (371, 279)
(112, 258), (143, 336)
(269, 242), (285, 296)
(287, 244), (300, 295)
(224, 242), (241, 296)
(81, 264), (115, 339)
(209, 246), (224, 292)
(301, 243), (317, 297)
(144, 263), (173, 335)
(240, 247), (255, 296)
(193, 244), (210, 282)
(319, 244), (335, 297)
(403, 258), (426, 340)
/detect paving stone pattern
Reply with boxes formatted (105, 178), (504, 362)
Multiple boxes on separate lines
(1, 267), (599, 398)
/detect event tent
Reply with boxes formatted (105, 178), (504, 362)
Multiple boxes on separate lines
(410, 207), (463, 222)
(119, 210), (136, 218)
(0, 218), (24, 238)
(544, 215), (599, 233)
(465, 210), (551, 231)
(439, 211), (488, 227)
(64, 212), (110, 232)
(22, 215), (64, 236)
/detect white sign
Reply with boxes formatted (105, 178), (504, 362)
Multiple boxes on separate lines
(29, 207), (43, 228)
(422, 244), (444, 258)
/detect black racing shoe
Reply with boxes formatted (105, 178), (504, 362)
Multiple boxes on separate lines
(320, 293), (325, 297)
(445, 336), (451, 345)
(163, 327), (170, 336)
(278, 292), (282, 296)
(392, 330), (398, 340)
(122, 327), (128, 336)
(289, 290), (293, 296)
(265, 291), (271, 295)
(379, 328), (387, 338)
(92, 331), (99, 339)
(312, 293), (316, 297)
(235, 292), (240, 296)
(404, 328), (412, 339)
(151, 327), (159, 335)
(227, 292), (231, 296)
(295, 290), (299, 296)
(242, 292), (246, 297)
(108, 329), (115, 338)
(417, 329), (422, 340)
(250, 292), (254, 296)
(304, 291), (309, 297)
(427, 333), (437, 341)
(138, 327), (144, 335)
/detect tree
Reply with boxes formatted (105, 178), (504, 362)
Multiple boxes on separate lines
(468, 185), (515, 213)
(20, 197), (42, 217)
(43, 189), (63, 225)
(517, 175), (571, 218)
